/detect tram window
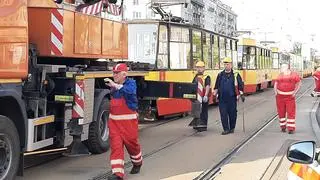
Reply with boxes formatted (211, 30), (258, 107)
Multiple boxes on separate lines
(237, 45), (244, 69)
(268, 51), (272, 68)
(248, 46), (256, 69)
(129, 24), (157, 65)
(266, 50), (269, 68)
(264, 50), (267, 68)
(170, 26), (191, 69)
(266, 51), (269, 68)
(273, 52), (278, 59)
(273, 53), (279, 69)
(256, 48), (261, 69)
(226, 39), (232, 62)
(219, 37), (226, 68)
(261, 49), (265, 69)
(266, 50), (270, 68)
(170, 26), (189, 42)
(157, 25), (168, 69)
(170, 43), (190, 69)
(261, 49), (266, 69)
(232, 40), (238, 69)
(212, 35), (219, 69)
(226, 39), (231, 50)
(202, 32), (212, 69)
(192, 31), (202, 64)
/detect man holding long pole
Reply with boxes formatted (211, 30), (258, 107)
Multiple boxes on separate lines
(214, 57), (245, 135)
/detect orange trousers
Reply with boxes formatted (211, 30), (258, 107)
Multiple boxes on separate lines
(276, 95), (296, 131)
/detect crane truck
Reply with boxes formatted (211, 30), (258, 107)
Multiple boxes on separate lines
(0, 0), (196, 179)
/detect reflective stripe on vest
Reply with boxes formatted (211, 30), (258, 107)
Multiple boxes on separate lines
(233, 71), (240, 95)
(197, 74), (209, 103)
(109, 97), (138, 120)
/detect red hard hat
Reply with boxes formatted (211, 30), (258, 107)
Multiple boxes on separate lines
(113, 63), (128, 72)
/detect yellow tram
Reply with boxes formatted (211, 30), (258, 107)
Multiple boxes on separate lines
(128, 19), (314, 119)
(237, 38), (274, 92)
(128, 20), (236, 118)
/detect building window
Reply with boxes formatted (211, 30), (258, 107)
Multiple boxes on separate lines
(133, 0), (139, 5)
(132, 12), (141, 19)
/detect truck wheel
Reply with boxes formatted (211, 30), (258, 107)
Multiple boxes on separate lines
(0, 115), (20, 180)
(87, 98), (110, 154)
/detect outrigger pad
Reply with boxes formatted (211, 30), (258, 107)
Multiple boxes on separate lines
(191, 101), (202, 118)
(188, 118), (196, 126)
(63, 136), (91, 157)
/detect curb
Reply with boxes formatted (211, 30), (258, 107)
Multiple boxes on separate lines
(310, 97), (320, 143)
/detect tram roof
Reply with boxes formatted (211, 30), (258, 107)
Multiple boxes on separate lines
(126, 19), (238, 40)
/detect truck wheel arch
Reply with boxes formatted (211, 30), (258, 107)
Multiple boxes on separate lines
(0, 93), (28, 150)
(93, 89), (111, 120)
(85, 89), (111, 154)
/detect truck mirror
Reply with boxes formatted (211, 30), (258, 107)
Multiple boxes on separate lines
(287, 141), (316, 164)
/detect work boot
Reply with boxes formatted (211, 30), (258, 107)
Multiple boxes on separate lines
(108, 174), (123, 180)
(288, 130), (295, 134)
(221, 131), (230, 135)
(311, 93), (315, 97)
(281, 128), (286, 133)
(130, 165), (142, 174)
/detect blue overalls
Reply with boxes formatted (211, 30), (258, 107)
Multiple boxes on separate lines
(217, 71), (237, 132)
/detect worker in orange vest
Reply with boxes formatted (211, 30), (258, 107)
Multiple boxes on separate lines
(311, 67), (320, 97)
(274, 64), (301, 134)
(104, 63), (142, 180)
(189, 60), (211, 132)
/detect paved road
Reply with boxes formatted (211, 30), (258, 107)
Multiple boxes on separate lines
(17, 78), (314, 180)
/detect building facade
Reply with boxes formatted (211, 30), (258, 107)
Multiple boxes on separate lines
(122, 0), (237, 36)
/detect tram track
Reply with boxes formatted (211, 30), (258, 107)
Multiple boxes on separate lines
(25, 83), (269, 171)
(193, 80), (314, 180)
(26, 79), (313, 180)
(90, 81), (310, 180)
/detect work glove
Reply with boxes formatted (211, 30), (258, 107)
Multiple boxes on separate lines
(104, 78), (123, 90)
(202, 96), (208, 103)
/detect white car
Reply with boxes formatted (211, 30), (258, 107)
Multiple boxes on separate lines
(286, 141), (320, 179)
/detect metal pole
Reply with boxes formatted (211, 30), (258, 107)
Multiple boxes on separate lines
(242, 100), (245, 133)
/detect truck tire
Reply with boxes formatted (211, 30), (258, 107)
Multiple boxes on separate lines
(0, 115), (20, 180)
(87, 98), (110, 154)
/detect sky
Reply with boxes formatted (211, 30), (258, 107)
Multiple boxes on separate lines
(222, 0), (320, 53)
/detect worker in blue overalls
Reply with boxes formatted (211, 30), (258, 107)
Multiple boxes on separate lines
(213, 57), (245, 135)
